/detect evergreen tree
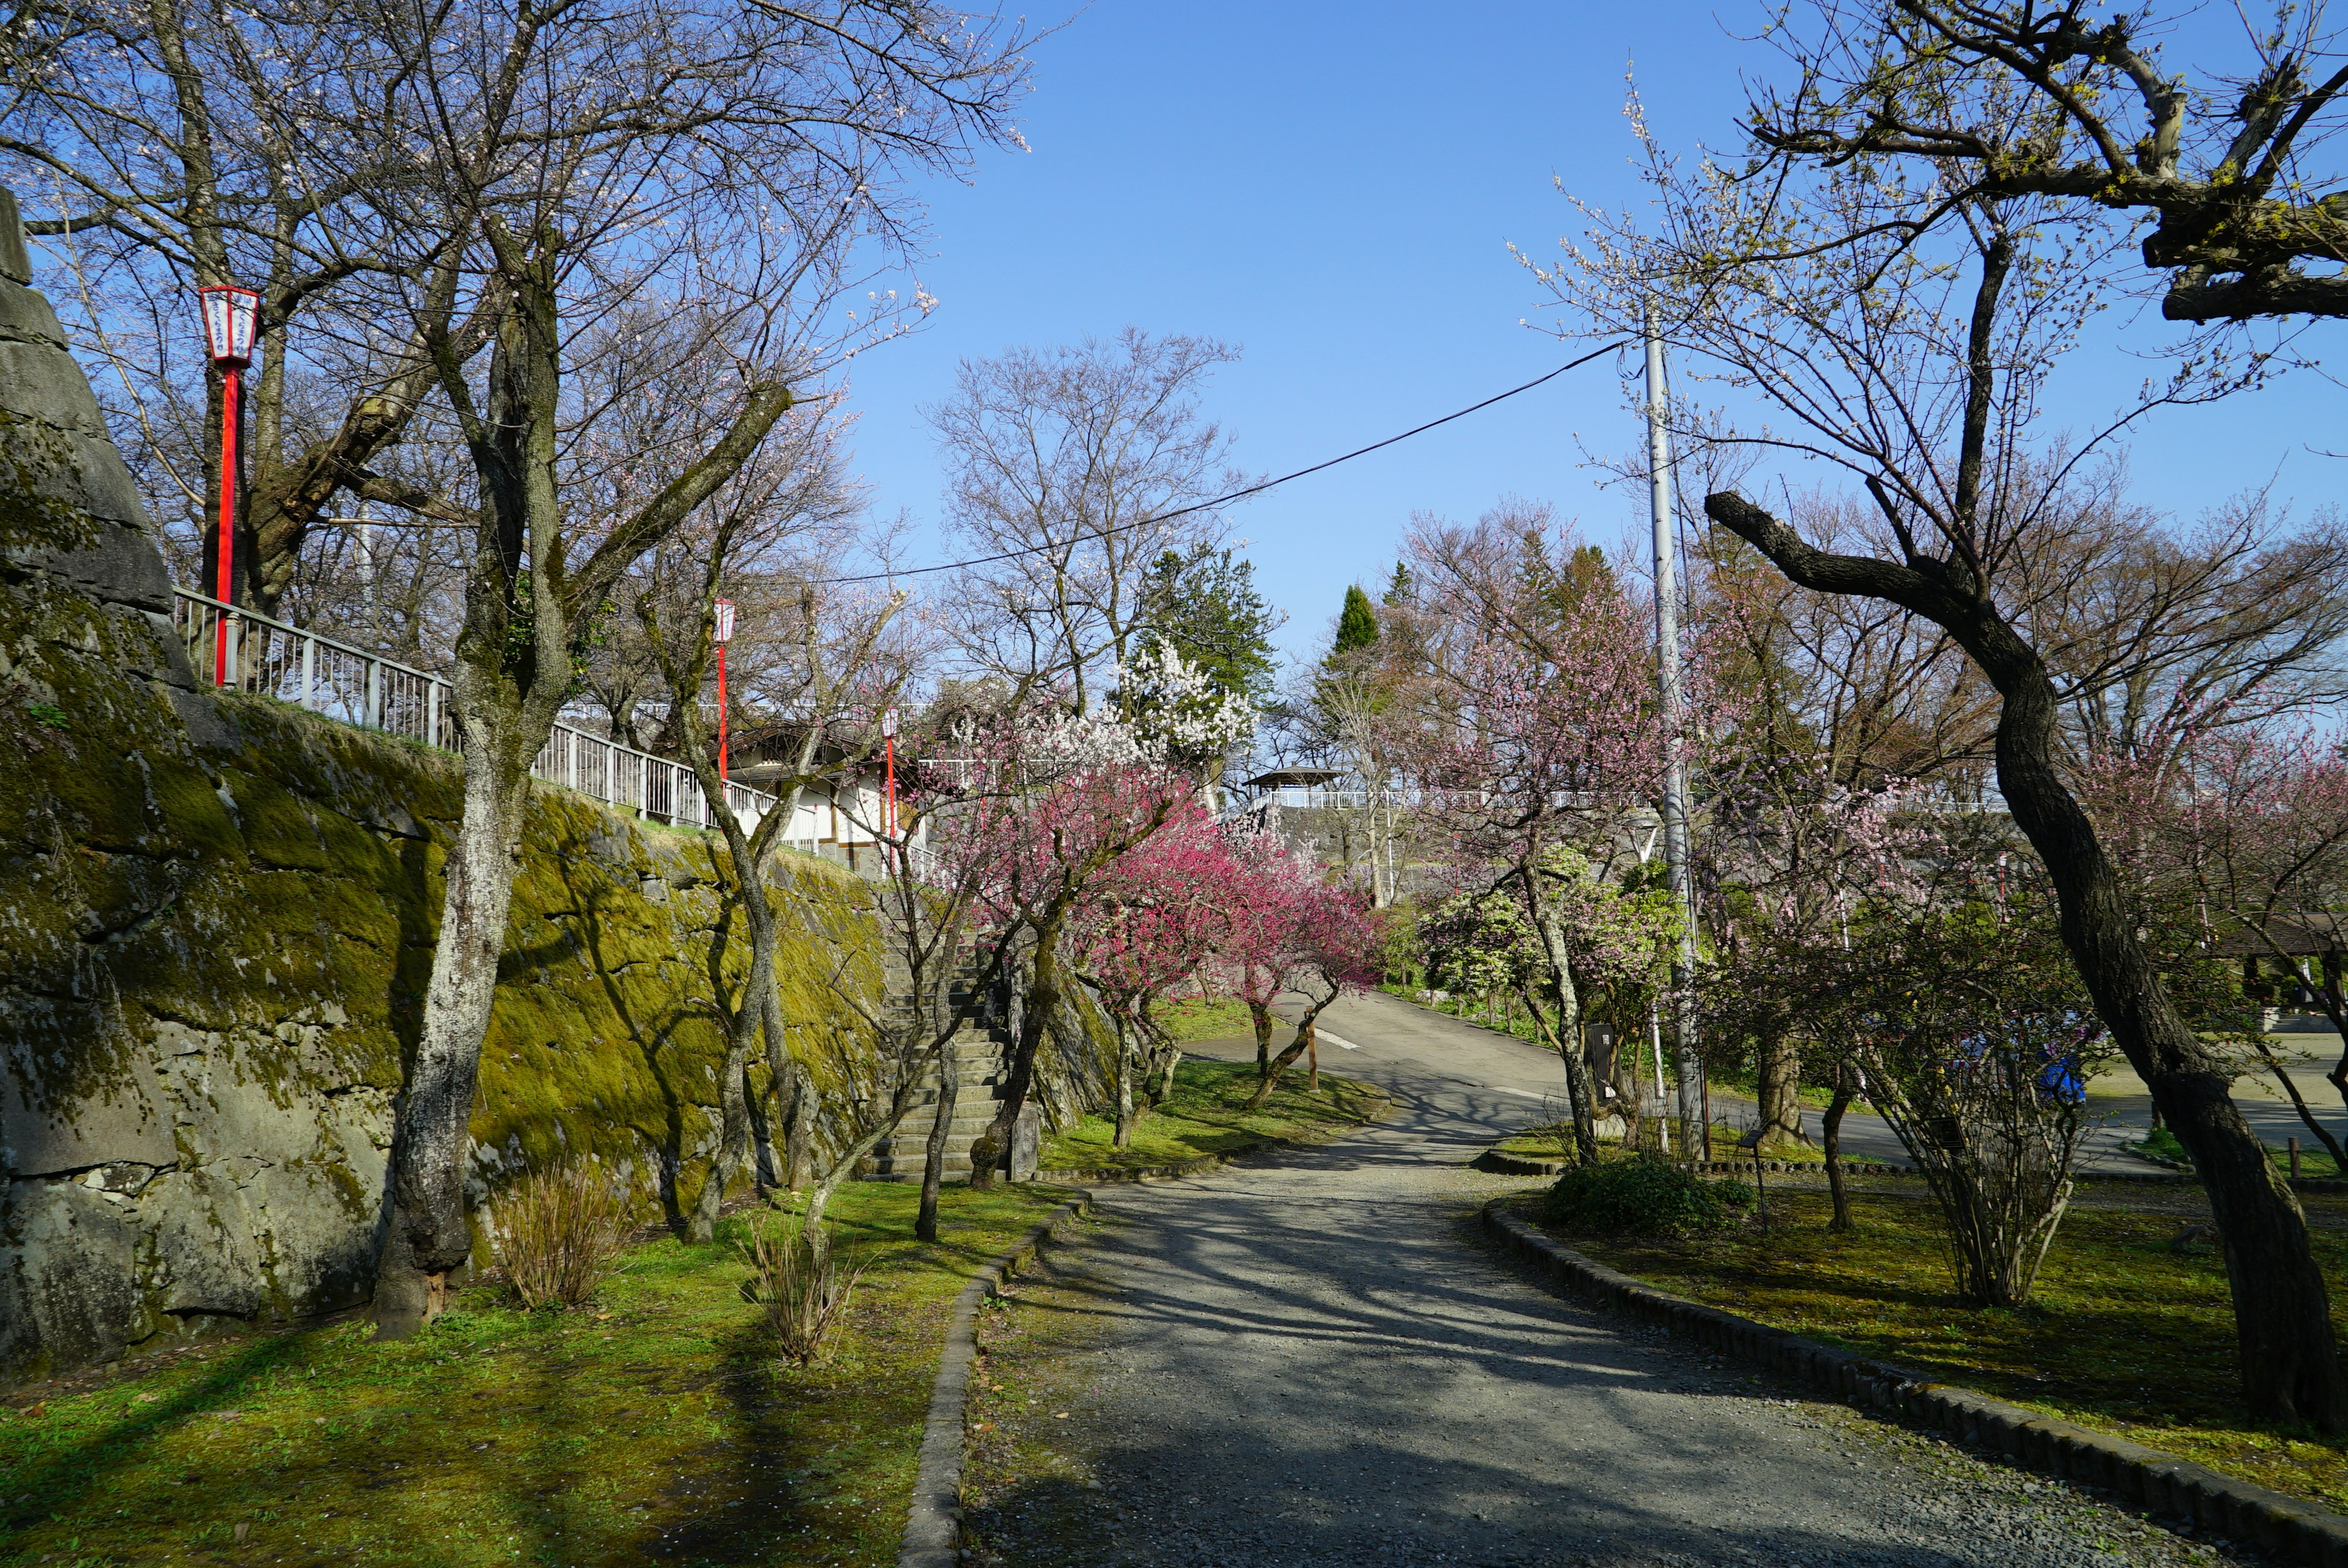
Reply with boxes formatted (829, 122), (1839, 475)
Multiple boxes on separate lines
(1135, 544), (1283, 707)
(1334, 584), (1380, 657)
(1382, 562), (1414, 606)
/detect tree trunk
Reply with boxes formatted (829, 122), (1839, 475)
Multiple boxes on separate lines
(1112, 1015), (1137, 1149)
(373, 739), (531, 1337)
(780, 1056), (814, 1190)
(1709, 489), (2348, 1429)
(1247, 986), (1276, 1080)
(689, 1024), (755, 1243)
(1823, 1062), (1856, 1233)
(973, 930), (1060, 1191)
(1524, 874), (1600, 1165)
(917, 1023), (961, 1243)
(1307, 1026), (1319, 1094)
(1756, 1022), (1804, 1148)
(1248, 1001), (1335, 1107)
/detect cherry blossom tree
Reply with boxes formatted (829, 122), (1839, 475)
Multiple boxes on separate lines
(1411, 529), (1699, 1161)
(2085, 720), (2348, 1168)
(931, 646), (1252, 1186)
(1218, 834), (1318, 1080)
(1244, 882), (1381, 1108)
(1068, 806), (1239, 1146)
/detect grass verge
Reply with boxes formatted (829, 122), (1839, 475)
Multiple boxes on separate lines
(0, 1183), (1069, 1568)
(1533, 1186), (2348, 1511)
(1153, 995), (1255, 1043)
(1041, 1058), (1386, 1174)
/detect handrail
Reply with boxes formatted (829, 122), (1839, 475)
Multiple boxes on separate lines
(170, 586), (779, 834)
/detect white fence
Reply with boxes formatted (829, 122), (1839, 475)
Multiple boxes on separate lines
(172, 587), (777, 834)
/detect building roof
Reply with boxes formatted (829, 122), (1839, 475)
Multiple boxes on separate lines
(1243, 767), (1345, 789)
(2206, 914), (2348, 957)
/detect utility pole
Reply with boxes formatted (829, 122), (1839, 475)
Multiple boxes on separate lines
(1644, 301), (1705, 1158)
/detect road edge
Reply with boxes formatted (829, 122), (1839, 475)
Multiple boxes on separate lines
(1479, 1196), (2348, 1565)
(898, 1189), (1096, 1568)
(908, 1103), (1387, 1568)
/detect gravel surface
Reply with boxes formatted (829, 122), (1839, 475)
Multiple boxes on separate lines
(961, 990), (2254, 1568)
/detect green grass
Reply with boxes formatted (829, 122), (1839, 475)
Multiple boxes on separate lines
(1153, 994), (1256, 1043)
(2129, 1124), (2346, 1179)
(1535, 1187), (2348, 1511)
(0, 1183), (1069, 1568)
(1041, 1058), (1387, 1173)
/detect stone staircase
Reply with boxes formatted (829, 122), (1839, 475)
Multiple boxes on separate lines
(863, 1023), (1013, 1181)
(862, 957), (1016, 1183)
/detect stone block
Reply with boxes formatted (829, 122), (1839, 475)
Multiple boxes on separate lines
(148, 1166), (268, 1319)
(0, 1176), (146, 1380)
(1008, 1103), (1041, 1182)
(0, 339), (109, 434)
(0, 280), (66, 347)
(0, 1030), (179, 1177)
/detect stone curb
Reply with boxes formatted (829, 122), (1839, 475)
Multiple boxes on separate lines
(898, 1190), (1096, 1568)
(1479, 1198), (2348, 1565)
(1472, 1144), (2346, 1194)
(1471, 1146), (1910, 1179)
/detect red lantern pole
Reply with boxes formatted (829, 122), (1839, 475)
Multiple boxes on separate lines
(882, 706), (899, 856)
(713, 598), (735, 783)
(198, 282), (260, 688)
(213, 365), (241, 685)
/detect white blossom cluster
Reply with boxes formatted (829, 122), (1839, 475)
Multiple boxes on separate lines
(1113, 635), (1256, 760)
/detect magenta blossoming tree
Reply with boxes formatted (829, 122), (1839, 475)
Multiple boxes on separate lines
(1243, 879), (1381, 1109)
(1069, 804), (1241, 1145)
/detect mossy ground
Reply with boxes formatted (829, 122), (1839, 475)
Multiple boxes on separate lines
(0, 1183), (1067, 1568)
(1152, 995), (1253, 1043)
(1041, 1059), (1386, 1174)
(2130, 1125), (2345, 1179)
(1534, 1185), (2348, 1511)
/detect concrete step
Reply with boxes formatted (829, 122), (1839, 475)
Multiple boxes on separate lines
(910, 1068), (1009, 1090)
(888, 1111), (1000, 1138)
(903, 1080), (1009, 1103)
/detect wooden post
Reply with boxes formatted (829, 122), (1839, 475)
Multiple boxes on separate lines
(2291, 1136), (2303, 1179)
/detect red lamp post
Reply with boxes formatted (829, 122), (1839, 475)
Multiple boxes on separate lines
(881, 705), (899, 850)
(198, 282), (260, 686)
(713, 597), (735, 782)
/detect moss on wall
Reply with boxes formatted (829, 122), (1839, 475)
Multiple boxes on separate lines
(0, 566), (884, 1383)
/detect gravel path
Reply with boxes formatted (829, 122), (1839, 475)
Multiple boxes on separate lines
(961, 990), (2253, 1568)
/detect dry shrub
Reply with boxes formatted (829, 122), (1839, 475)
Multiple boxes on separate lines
(739, 1216), (868, 1365)
(501, 1165), (630, 1309)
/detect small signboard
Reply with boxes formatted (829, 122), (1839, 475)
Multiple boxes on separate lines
(713, 599), (735, 642)
(881, 707), (899, 738)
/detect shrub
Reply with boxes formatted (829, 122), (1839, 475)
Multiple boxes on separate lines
(501, 1165), (630, 1309)
(1543, 1157), (1743, 1239)
(740, 1216), (869, 1366)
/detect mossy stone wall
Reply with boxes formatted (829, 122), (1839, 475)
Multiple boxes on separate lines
(0, 562), (880, 1382)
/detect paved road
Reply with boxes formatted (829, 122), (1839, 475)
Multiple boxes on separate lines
(958, 990), (2244, 1568)
(1287, 999), (2179, 1169)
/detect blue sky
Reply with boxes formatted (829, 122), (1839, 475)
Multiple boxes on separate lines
(839, 0), (2345, 669)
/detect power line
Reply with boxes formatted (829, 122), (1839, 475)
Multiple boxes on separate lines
(812, 336), (1639, 586)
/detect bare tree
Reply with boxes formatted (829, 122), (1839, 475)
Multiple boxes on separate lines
(1541, 90), (2348, 1421)
(1, 0), (503, 615)
(931, 329), (1247, 710)
(351, 0), (1030, 1335)
(1733, 0), (2348, 323)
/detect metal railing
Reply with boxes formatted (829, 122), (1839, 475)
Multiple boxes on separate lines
(171, 587), (778, 833)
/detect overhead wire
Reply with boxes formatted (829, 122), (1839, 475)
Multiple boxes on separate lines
(808, 336), (1641, 586)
